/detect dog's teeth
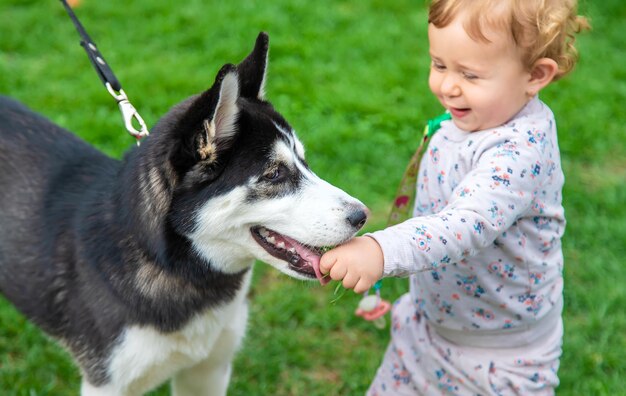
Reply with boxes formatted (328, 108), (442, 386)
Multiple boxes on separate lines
(260, 228), (270, 238)
(266, 236), (276, 244)
(288, 248), (296, 254)
(277, 241), (286, 249)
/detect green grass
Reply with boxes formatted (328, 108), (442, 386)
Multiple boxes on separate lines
(1, 0), (625, 394)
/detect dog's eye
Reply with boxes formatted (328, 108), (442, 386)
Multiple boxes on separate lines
(264, 167), (282, 182)
(263, 165), (290, 182)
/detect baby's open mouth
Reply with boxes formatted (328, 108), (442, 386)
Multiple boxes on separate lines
(449, 107), (470, 118)
(251, 226), (330, 285)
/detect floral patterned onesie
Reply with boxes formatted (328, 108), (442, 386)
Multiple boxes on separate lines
(367, 96), (565, 395)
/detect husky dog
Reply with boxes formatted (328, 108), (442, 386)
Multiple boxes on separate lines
(0, 33), (367, 395)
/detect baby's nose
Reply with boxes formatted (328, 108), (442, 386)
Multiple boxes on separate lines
(441, 74), (462, 97)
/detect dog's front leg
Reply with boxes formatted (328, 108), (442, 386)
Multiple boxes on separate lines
(170, 353), (233, 396)
(171, 302), (248, 396)
(81, 380), (123, 396)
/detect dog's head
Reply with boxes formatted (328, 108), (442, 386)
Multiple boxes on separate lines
(144, 33), (367, 283)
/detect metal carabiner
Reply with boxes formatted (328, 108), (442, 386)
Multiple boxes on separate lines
(106, 83), (149, 144)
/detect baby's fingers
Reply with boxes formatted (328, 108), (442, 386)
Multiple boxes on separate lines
(329, 263), (348, 282)
(354, 278), (374, 294)
(319, 252), (336, 275)
(341, 271), (359, 290)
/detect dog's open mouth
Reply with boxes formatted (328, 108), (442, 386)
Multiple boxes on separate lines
(251, 226), (330, 285)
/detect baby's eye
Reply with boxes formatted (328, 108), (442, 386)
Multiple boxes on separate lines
(462, 72), (478, 80)
(432, 61), (446, 71)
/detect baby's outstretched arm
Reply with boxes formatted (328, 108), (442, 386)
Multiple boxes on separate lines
(319, 236), (384, 293)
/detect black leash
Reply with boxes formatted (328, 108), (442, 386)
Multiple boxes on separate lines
(59, 0), (149, 142)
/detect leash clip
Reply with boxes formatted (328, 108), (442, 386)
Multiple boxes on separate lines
(106, 83), (149, 143)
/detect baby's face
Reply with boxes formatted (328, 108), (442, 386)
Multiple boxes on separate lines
(428, 15), (532, 132)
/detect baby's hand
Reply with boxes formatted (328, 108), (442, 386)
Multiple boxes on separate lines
(319, 236), (384, 294)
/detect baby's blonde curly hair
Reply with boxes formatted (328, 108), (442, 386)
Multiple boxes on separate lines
(428, 0), (590, 80)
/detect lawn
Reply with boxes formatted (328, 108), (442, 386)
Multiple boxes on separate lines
(0, 0), (624, 395)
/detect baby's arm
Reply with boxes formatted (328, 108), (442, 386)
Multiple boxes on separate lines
(323, 129), (550, 287)
(319, 236), (384, 293)
(373, 134), (549, 277)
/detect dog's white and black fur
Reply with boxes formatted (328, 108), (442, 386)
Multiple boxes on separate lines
(0, 33), (367, 395)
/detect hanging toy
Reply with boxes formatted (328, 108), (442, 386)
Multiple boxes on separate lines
(355, 281), (391, 329)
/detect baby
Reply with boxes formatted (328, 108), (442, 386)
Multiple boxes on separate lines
(320, 0), (589, 394)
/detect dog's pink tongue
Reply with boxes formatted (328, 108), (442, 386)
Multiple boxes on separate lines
(282, 235), (329, 286)
(299, 249), (330, 286)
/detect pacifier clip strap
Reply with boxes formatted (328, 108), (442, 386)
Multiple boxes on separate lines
(387, 112), (451, 226)
(356, 112), (451, 328)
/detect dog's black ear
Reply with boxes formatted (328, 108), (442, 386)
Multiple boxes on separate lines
(237, 32), (269, 100)
(200, 64), (240, 161)
(171, 64), (240, 173)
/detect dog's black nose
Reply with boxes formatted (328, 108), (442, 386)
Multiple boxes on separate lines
(347, 209), (368, 229)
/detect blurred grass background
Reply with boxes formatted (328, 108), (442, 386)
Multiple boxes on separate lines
(0, 0), (624, 395)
